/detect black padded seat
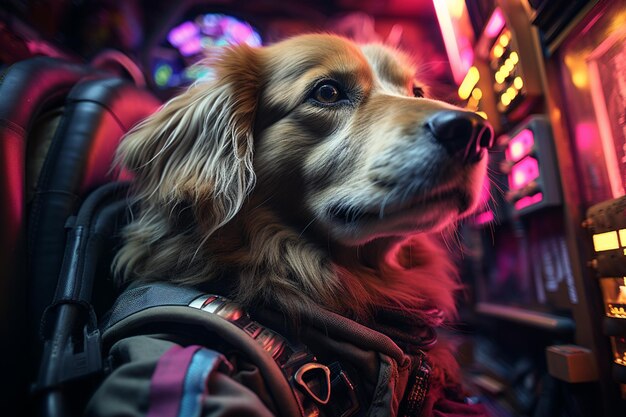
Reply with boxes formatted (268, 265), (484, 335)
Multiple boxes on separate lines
(0, 56), (94, 413)
(27, 77), (161, 354)
(0, 57), (92, 286)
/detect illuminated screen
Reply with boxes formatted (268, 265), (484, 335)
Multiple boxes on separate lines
(153, 14), (262, 89)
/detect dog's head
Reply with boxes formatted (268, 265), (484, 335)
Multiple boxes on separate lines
(119, 34), (492, 247)
(253, 35), (493, 246)
(115, 34), (493, 322)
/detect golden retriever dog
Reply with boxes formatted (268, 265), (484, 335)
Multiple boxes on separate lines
(113, 33), (493, 401)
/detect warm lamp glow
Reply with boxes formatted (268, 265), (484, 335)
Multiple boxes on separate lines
(513, 76), (524, 89)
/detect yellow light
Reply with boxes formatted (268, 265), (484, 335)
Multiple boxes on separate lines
(513, 76), (524, 89)
(471, 88), (483, 100)
(506, 87), (516, 97)
(499, 33), (510, 47)
(476, 111), (488, 119)
(458, 66), (480, 100)
(501, 94), (511, 106)
(564, 53), (589, 89)
(593, 231), (620, 252)
(503, 61), (515, 72)
(509, 52), (519, 64)
(620, 229), (626, 246)
(495, 71), (505, 84)
(493, 44), (504, 58)
(447, 0), (466, 18)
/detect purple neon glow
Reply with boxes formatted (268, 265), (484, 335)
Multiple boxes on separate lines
(168, 21), (199, 47)
(506, 129), (535, 162)
(179, 37), (203, 56)
(509, 156), (539, 191)
(484, 8), (505, 38)
(159, 14), (262, 88)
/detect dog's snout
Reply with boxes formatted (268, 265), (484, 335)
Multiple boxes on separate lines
(425, 110), (494, 162)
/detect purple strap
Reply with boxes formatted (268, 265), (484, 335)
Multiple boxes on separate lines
(147, 345), (202, 417)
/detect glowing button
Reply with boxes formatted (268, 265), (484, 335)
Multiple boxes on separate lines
(593, 231), (620, 252)
(506, 129), (534, 162)
(509, 156), (539, 190)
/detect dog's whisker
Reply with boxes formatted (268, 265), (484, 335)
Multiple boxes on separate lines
(299, 218), (317, 238)
(251, 194), (275, 211)
(379, 192), (394, 219)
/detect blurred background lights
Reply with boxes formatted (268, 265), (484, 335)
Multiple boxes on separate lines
(156, 13), (262, 89)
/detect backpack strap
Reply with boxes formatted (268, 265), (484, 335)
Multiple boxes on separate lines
(102, 283), (361, 417)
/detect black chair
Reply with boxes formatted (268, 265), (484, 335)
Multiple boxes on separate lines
(26, 76), (160, 359)
(35, 181), (133, 417)
(0, 57), (95, 411)
(0, 56), (161, 415)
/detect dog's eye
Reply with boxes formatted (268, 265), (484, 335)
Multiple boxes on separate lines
(314, 84), (340, 103)
(413, 85), (425, 98)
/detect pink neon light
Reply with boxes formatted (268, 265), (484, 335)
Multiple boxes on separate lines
(433, 0), (467, 84)
(514, 192), (543, 211)
(506, 129), (535, 162)
(179, 36), (203, 56)
(484, 8), (505, 38)
(168, 21), (198, 47)
(475, 210), (495, 225)
(509, 156), (539, 190)
(588, 59), (625, 197)
(575, 122), (596, 151)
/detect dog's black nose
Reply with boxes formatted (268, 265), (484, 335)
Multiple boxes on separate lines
(425, 110), (494, 162)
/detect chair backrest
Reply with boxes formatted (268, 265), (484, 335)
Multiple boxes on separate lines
(0, 57), (92, 409)
(0, 56), (91, 294)
(0, 56), (161, 412)
(27, 77), (161, 353)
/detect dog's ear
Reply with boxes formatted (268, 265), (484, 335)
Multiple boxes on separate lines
(117, 45), (261, 234)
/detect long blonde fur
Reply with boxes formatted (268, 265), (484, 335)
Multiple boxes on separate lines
(114, 34), (489, 385)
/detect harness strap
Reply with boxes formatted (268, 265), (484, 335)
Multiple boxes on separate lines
(102, 284), (362, 417)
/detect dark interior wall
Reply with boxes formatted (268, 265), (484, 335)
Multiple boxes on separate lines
(1, 0), (457, 100)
